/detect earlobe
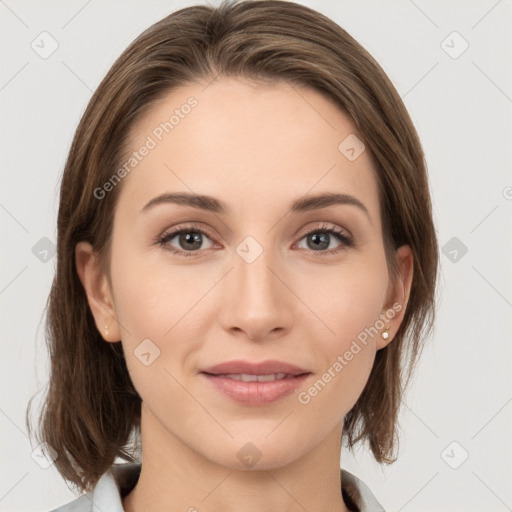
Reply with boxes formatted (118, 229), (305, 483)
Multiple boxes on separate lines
(75, 241), (120, 342)
(376, 244), (414, 350)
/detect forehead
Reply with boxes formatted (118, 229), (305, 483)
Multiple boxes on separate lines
(117, 77), (380, 224)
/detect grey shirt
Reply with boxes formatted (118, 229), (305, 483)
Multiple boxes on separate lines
(50, 462), (385, 512)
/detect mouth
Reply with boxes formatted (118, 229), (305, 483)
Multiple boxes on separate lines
(200, 359), (310, 376)
(204, 372), (305, 382)
(199, 360), (312, 405)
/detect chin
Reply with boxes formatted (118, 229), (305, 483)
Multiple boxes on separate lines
(201, 435), (303, 472)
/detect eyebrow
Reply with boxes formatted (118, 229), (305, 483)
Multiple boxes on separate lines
(140, 192), (370, 220)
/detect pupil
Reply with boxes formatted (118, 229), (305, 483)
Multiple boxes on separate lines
(181, 232), (202, 250)
(310, 233), (329, 250)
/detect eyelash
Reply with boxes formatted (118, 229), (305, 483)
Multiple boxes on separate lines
(156, 223), (354, 258)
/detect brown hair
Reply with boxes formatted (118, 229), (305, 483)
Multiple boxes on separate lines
(26, 0), (438, 494)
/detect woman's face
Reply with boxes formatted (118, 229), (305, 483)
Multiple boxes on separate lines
(78, 77), (411, 470)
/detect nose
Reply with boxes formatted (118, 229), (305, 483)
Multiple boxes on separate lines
(217, 247), (294, 342)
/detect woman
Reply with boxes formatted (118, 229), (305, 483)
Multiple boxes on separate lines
(27, 1), (438, 511)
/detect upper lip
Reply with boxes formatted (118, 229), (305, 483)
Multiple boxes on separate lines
(200, 359), (310, 376)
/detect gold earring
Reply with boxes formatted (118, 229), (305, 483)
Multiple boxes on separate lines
(381, 326), (390, 340)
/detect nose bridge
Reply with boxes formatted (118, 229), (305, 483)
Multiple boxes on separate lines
(218, 237), (292, 340)
(235, 238), (283, 309)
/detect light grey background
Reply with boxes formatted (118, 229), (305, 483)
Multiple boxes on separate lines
(1, 1), (511, 511)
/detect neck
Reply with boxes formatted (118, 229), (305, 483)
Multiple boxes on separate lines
(122, 405), (352, 512)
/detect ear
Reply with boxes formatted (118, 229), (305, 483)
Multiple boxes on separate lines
(376, 244), (414, 350)
(75, 241), (121, 342)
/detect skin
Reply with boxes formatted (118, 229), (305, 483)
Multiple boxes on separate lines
(76, 77), (413, 512)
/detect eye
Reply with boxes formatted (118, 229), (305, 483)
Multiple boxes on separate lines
(295, 223), (353, 255)
(156, 222), (353, 257)
(157, 225), (215, 257)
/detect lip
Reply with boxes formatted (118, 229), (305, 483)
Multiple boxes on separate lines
(200, 359), (309, 376)
(199, 359), (311, 405)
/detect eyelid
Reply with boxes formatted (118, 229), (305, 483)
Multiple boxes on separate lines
(294, 222), (352, 242)
(157, 221), (216, 240)
(156, 221), (354, 256)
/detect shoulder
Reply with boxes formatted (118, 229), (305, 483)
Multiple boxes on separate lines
(341, 468), (386, 512)
(49, 463), (382, 512)
(49, 493), (92, 512)
(48, 463), (142, 512)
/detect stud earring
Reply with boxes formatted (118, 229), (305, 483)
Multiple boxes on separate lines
(105, 324), (109, 336)
(381, 326), (390, 340)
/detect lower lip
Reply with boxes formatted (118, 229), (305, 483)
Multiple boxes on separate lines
(201, 373), (311, 405)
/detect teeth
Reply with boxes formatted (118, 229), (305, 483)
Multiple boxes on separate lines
(222, 372), (289, 382)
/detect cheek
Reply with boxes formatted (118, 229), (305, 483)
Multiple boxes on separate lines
(109, 254), (190, 404)
(296, 273), (386, 418)
(299, 254), (388, 344)
(110, 240), (196, 335)
(296, 255), (388, 399)
(109, 245), (206, 383)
